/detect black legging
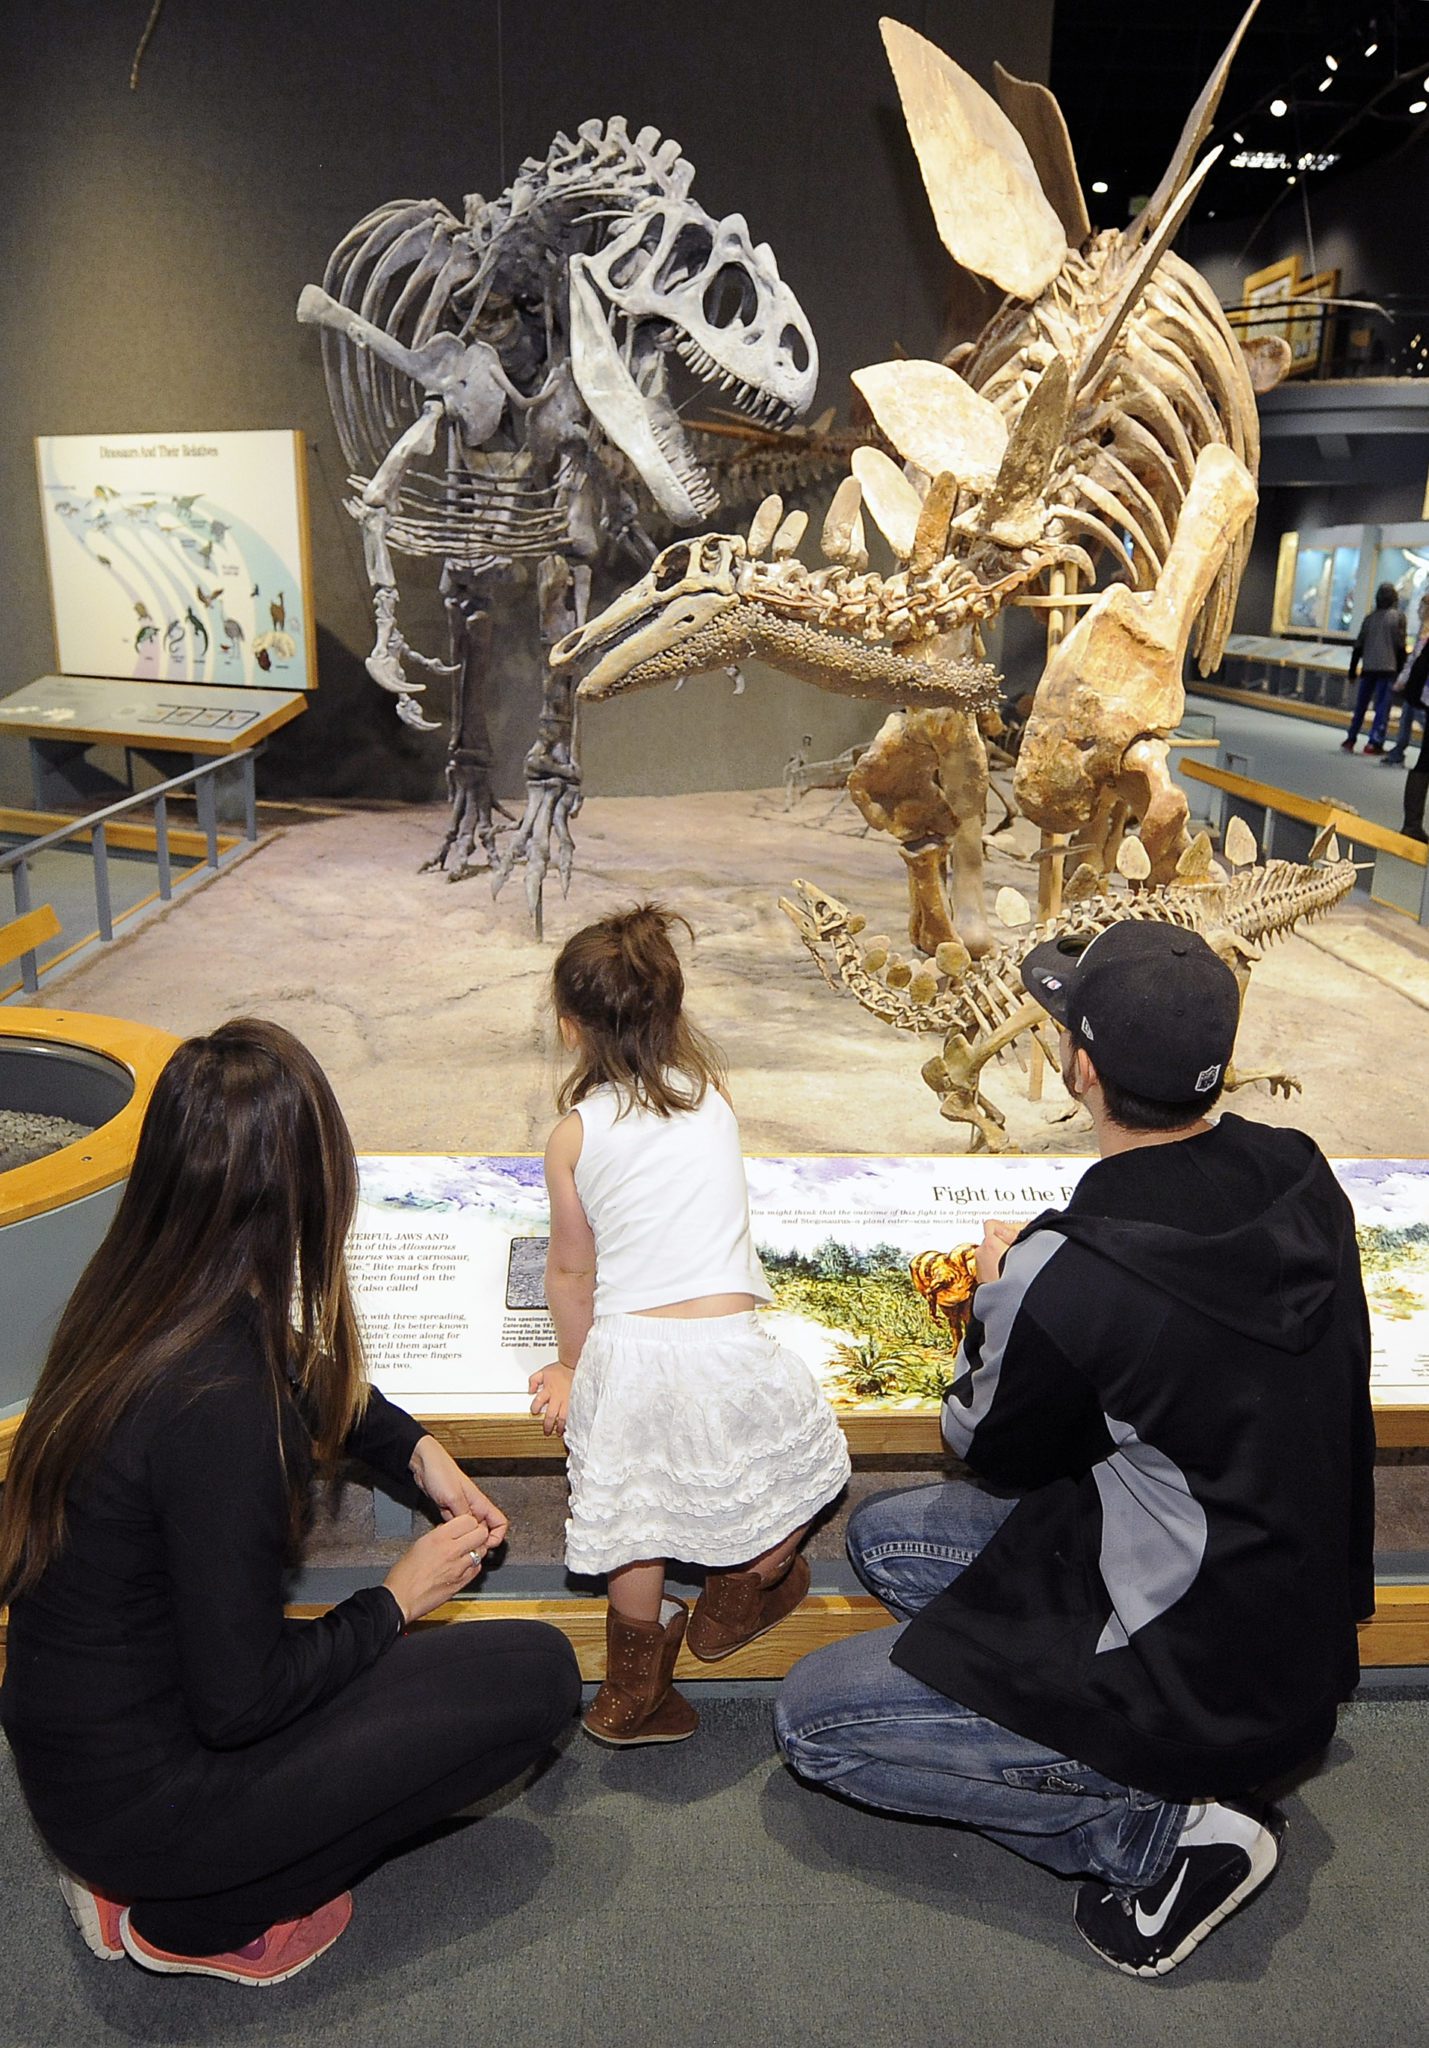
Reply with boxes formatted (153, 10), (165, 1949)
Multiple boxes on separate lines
(34, 1620), (580, 1955)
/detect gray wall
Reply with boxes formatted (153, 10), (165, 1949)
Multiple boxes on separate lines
(0, 0), (1053, 808)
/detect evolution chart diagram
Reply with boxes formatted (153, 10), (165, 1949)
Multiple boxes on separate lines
(35, 430), (314, 689)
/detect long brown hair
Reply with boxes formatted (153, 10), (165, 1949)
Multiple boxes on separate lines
(552, 902), (725, 1118)
(0, 1019), (368, 1603)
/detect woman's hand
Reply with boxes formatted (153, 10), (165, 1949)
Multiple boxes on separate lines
(529, 1364), (574, 1437)
(409, 1435), (509, 1549)
(383, 1513), (492, 1626)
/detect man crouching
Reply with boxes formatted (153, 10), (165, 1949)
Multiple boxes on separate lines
(774, 922), (1374, 1977)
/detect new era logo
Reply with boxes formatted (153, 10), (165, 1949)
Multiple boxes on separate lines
(1194, 1063), (1222, 1094)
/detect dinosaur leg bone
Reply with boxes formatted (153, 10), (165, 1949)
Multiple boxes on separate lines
(494, 554), (589, 936)
(849, 709), (994, 959)
(1116, 736), (1190, 881)
(900, 841), (959, 955)
(421, 572), (518, 882)
(1016, 445), (1256, 851)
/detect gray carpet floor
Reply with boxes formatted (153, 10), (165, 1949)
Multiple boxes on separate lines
(1, 1699), (1425, 2048)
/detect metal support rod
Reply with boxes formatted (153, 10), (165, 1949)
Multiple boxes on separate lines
(154, 793), (172, 901)
(242, 753), (258, 842)
(196, 770), (219, 868)
(1419, 848), (1429, 930)
(1261, 806), (1276, 859)
(92, 823), (113, 941)
(13, 857), (37, 993)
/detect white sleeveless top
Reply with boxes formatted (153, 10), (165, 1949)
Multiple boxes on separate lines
(573, 1082), (772, 1317)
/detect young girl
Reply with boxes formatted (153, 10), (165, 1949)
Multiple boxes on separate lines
(529, 903), (850, 1745)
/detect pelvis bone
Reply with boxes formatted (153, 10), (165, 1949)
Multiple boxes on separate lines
(1014, 443), (1256, 879)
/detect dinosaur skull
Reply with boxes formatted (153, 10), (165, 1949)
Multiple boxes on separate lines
(570, 198), (818, 525)
(550, 533), (748, 696)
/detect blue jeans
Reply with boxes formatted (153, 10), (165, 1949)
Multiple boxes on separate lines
(1348, 670), (1395, 746)
(773, 1482), (1186, 1890)
(1388, 695), (1423, 758)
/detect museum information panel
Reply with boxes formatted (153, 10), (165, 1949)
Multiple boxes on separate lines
(348, 1155), (1429, 1415)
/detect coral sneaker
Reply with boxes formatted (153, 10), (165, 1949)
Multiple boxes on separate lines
(56, 1869), (126, 1961)
(119, 1892), (352, 1986)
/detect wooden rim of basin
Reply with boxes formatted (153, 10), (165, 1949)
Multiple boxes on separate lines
(0, 1008), (178, 1230)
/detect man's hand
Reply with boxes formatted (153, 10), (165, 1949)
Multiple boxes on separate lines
(529, 1364), (575, 1437)
(975, 1218), (1021, 1288)
(409, 1435), (510, 1549)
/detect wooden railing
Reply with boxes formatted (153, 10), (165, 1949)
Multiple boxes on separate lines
(1180, 757), (1429, 924)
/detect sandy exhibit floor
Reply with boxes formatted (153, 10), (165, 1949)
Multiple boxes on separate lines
(29, 789), (1429, 1160)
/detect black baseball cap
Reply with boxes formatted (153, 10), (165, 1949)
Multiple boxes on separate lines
(1020, 920), (1240, 1103)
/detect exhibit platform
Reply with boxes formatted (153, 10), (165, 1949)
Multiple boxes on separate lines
(4, 792), (1428, 1685)
(19, 790), (1429, 1159)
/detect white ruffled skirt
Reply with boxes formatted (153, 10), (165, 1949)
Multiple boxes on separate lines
(562, 1311), (851, 1576)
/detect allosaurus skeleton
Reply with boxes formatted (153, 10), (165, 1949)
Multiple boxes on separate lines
(299, 117), (817, 929)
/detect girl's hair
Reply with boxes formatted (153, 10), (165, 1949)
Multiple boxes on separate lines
(0, 1018), (368, 1604)
(552, 902), (725, 1118)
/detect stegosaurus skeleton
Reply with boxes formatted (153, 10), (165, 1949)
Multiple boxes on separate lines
(781, 854), (1358, 1152)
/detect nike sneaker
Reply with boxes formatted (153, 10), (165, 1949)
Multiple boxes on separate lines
(119, 1893), (352, 1985)
(1073, 1802), (1279, 1978)
(56, 1869), (127, 1961)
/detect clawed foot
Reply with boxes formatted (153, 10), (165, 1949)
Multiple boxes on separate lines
(493, 773), (582, 939)
(1226, 1064), (1301, 1100)
(419, 762), (516, 881)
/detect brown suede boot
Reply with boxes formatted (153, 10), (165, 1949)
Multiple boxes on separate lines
(687, 1552), (811, 1662)
(582, 1600), (699, 1746)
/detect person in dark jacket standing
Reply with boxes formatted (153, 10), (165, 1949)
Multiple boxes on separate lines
(1381, 591), (1429, 766)
(0, 1020), (580, 1986)
(775, 924), (1375, 1979)
(1341, 581), (1407, 754)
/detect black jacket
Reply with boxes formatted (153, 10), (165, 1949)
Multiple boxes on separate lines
(892, 1116), (1375, 1800)
(1, 1305), (424, 1836)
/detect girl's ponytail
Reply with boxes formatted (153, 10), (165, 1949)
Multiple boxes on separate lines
(552, 902), (724, 1117)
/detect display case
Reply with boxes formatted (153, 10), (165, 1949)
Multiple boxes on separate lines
(1372, 523), (1429, 625)
(1272, 524), (1374, 638)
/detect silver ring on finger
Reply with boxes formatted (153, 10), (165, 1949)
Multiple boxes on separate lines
(468, 1550), (481, 1567)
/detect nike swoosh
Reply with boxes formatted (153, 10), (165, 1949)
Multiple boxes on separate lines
(1134, 1859), (1189, 1939)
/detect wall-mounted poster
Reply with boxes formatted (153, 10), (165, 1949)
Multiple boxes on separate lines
(35, 429), (315, 689)
(347, 1153), (1429, 1416)
(1227, 252), (1339, 379)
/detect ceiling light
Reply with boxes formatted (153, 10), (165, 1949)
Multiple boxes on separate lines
(1364, 41), (1378, 57)
(1325, 55), (1338, 71)
(1318, 76), (1332, 91)
(1233, 130), (1244, 143)
(1091, 179), (1108, 194)
(1287, 173), (1297, 184)
(1412, 100), (1428, 114)
(1231, 148), (1337, 171)
(1270, 97), (1288, 117)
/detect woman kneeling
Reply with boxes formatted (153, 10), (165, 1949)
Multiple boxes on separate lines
(0, 1020), (579, 1986)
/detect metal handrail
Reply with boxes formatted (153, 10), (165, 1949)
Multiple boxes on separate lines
(2, 754), (255, 995)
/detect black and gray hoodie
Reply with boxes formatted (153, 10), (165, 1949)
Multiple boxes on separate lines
(892, 1115), (1376, 1801)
